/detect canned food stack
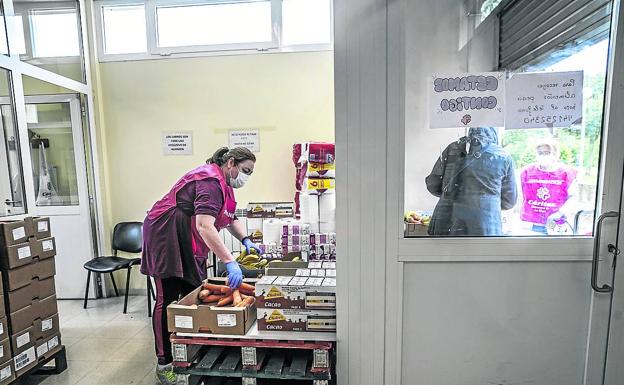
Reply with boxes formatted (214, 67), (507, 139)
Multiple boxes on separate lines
(0, 217), (61, 383)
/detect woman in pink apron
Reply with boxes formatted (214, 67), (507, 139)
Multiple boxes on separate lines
(141, 147), (261, 384)
(520, 140), (578, 234)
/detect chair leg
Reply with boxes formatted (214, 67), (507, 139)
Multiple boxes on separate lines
(110, 272), (120, 296)
(150, 277), (156, 301)
(123, 267), (132, 314)
(147, 276), (152, 317)
(83, 271), (91, 309)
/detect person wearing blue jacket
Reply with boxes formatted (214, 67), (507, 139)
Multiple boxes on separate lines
(426, 127), (517, 236)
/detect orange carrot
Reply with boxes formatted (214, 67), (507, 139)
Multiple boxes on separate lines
(236, 297), (254, 308)
(202, 294), (225, 303)
(233, 290), (242, 305)
(198, 289), (211, 300)
(217, 294), (234, 306)
(239, 283), (255, 292)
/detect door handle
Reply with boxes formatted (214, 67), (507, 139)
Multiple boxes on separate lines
(3, 199), (21, 206)
(592, 211), (619, 293)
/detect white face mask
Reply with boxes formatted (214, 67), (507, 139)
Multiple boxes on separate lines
(229, 167), (249, 189)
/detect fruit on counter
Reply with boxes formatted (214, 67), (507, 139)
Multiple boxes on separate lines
(236, 250), (271, 270)
(404, 211), (431, 225)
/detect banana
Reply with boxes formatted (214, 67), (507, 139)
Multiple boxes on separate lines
(241, 255), (261, 264)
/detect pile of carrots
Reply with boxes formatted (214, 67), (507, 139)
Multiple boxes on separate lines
(198, 282), (256, 307)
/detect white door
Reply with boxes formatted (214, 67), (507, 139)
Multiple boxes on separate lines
(3, 94), (96, 299)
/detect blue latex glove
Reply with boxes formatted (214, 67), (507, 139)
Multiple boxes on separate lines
(242, 238), (263, 255)
(225, 261), (243, 288)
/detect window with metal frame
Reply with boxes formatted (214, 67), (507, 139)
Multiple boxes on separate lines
(498, 0), (612, 71)
(94, 0), (334, 62)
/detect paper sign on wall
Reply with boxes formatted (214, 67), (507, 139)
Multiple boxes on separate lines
(506, 71), (583, 129)
(163, 133), (193, 155)
(429, 72), (505, 129)
(229, 129), (260, 152)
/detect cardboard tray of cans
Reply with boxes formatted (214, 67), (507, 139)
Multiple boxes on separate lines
(255, 275), (336, 311)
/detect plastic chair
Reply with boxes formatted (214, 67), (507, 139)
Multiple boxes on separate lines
(83, 222), (155, 315)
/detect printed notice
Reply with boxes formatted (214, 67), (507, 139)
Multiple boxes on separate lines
(18, 246), (31, 260)
(12, 226), (25, 241)
(48, 336), (59, 349)
(506, 71), (583, 129)
(163, 132), (193, 155)
(38, 221), (48, 232)
(16, 332), (30, 348)
(42, 318), (53, 331)
(42, 240), (54, 252)
(429, 72), (505, 128)
(217, 314), (237, 327)
(36, 343), (49, 358)
(229, 129), (260, 152)
(0, 365), (10, 380)
(174, 315), (194, 329)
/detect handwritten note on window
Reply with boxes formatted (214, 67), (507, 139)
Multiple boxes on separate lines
(506, 71), (583, 129)
(429, 72), (506, 129)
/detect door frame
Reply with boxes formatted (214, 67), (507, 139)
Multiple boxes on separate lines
(0, 0), (106, 256)
(5, 94), (89, 217)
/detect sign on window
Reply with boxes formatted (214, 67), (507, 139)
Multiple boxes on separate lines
(429, 72), (505, 129)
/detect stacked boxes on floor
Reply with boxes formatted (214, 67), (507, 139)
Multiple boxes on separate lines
(293, 142), (336, 261)
(0, 217), (61, 381)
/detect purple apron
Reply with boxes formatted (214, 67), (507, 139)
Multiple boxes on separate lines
(141, 163), (237, 282)
(520, 164), (577, 225)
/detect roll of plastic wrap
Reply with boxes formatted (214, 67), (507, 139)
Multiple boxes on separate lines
(299, 194), (320, 225)
(319, 193), (336, 223)
(319, 222), (336, 233)
(262, 219), (283, 245)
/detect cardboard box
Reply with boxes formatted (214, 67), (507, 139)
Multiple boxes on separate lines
(255, 276), (336, 310)
(31, 238), (56, 260)
(404, 223), (429, 236)
(0, 289), (5, 319)
(0, 360), (14, 385)
(34, 314), (59, 341)
(9, 295), (58, 334)
(10, 326), (34, 355)
(167, 279), (256, 335)
(0, 239), (39, 270)
(3, 258), (56, 292)
(265, 261), (309, 276)
(13, 345), (37, 377)
(0, 318), (7, 341)
(6, 277), (56, 313)
(0, 339), (10, 365)
(28, 217), (51, 240)
(257, 308), (336, 332)
(246, 202), (295, 219)
(35, 333), (61, 361)
(0, 220), (32, 248)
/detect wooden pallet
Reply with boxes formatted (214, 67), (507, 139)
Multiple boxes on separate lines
(174, 345), (332, 382)
(13, 345), (67, 384)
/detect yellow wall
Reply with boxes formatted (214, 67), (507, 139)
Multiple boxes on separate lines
(95, 52), (335, 290)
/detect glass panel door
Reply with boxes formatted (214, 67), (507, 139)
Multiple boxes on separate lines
(27, 102), (79, 206)
(0, 69), (25, 216)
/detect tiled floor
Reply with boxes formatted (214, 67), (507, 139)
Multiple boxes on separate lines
(22, 296), (157, 385)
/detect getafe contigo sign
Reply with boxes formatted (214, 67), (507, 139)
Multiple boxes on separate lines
(429, 72), (505, 129)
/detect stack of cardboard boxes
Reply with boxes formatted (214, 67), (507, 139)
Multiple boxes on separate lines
(255, 261), (337, 334)
(0, 217), (61, 383)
